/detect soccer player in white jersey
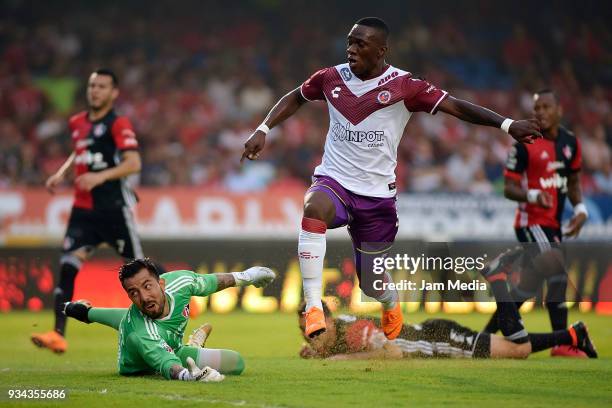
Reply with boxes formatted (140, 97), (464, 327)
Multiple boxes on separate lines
(241, 17), (542, 340)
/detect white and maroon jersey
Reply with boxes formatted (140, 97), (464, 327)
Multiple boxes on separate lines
(300, 63), (448, 197)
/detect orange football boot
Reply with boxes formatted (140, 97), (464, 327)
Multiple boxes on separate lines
(382, 303), (403, 340)
(31, 331), (67, 354)
(550, 345), (587, 358)
(304, 306), (326, 338)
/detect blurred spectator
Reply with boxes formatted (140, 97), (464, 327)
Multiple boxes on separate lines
(581, 125), (611, 173)
(594, 161), (612, 194)
(444, 143), (485, 192)
(238, 76), (274, 117)
(503, 25), (539, 69)
(0, 1), (610, 195)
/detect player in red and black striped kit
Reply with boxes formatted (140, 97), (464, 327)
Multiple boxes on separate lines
(31, 69), (143, 353)
(484, 89), (589, 357)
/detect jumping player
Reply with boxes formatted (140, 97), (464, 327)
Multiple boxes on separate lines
(63, 258), (276, 380)
(32, 69), (143, 353)
(483, 89), (587, 357)
(241, 17), (542, 339)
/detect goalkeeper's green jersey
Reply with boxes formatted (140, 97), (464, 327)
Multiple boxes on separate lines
(117, 270), (218, 379)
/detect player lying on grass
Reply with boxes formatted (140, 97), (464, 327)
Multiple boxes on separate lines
(63, 258), (275, 381)
(295, 301), (596, 360)
(295, 249), (597, 360)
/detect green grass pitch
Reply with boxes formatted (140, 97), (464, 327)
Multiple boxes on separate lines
(1, 310), (611, 407)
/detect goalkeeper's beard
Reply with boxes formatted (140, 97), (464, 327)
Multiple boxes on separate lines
(142, 297), (165, 319)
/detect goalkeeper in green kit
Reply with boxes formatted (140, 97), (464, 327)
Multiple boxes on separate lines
(63, 258), (275, 382)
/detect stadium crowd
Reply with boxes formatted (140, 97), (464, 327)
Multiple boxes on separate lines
(1, 1), (611, 194)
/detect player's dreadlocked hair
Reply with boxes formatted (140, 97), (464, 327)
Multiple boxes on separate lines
(297, 300), (332, 317)
(355, 17), (389, 39)
(119, 257), (160, 284)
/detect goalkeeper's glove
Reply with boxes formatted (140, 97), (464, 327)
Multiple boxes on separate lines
(182, 357), (224, 382)
(231, 266), (276, 288)
(63, 300), (92, 324)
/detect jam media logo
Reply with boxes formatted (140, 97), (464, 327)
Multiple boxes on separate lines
(331, 121), (384, 146)
(377, 90), (391, 104)
(340, 67), (352, 81)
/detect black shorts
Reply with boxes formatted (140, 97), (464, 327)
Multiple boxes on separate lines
(393, 319), (490, 359)
(515, 225), (562, 253)
(62, 206), (143, 259)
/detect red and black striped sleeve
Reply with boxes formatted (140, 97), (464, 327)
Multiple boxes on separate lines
(111, 116), (139, 151)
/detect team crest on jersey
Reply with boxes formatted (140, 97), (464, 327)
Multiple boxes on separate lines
(377, 90), (391, 104)
(161, 340), (173, 353)
(182, 304), (190, 318)
(340, 67), (352, 81)
(93, 123), (107, 137)
(562, 145), (572, 160)
(540, 151), (549, 160)
(72, 130), (80, 139)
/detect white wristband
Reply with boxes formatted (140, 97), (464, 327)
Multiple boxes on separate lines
(527, 189), (540, 204)
(256, 124), (270, 135)
(501, 118), (514, 134)
(574, 203), (588, 218)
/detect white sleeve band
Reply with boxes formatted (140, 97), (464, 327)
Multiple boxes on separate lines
(527, 189), (540, 204)
(574, 203), (588, 218)
(501, 118), (514, 133)
(256, 124), (270, 135)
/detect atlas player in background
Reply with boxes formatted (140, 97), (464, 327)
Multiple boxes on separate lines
(31, 69), (143, 353)
(241, 17), (542, 340)
(483, 89), (588, 357)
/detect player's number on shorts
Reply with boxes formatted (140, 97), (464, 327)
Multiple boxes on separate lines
(116, 239), (125, 254)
